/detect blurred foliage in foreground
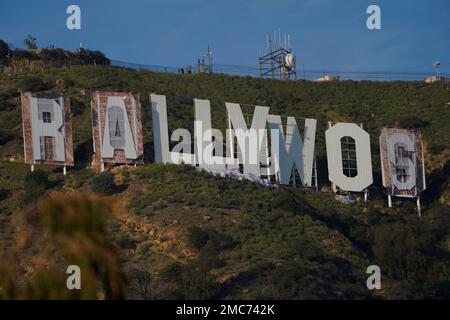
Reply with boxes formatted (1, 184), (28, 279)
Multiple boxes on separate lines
(0, 193), (126, 299)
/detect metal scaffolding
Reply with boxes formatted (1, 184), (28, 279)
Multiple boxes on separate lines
(258, 31), (297, 80)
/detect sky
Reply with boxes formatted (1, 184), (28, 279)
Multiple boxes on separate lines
(0, 0), (449, 73)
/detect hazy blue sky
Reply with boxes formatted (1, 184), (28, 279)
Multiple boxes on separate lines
(0, 0), (449, 73)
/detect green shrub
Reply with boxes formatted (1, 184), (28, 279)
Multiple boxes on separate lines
(0, 130), (14, 145)
(186, 226), (209, 251)
(273, 190), (305, 213)
(91, 173), (115, 195)
(72, 168), (95, 189)
(186, 226), (237, 252)
(70, 98), (86, 116)
(398, 116), (428, 129)
(130, 196), (153, 216)
(0, 188), (8, 201)
(151, 199), (168, 210)
(372, 222), (437, 284)
(0, 90), (18, 111)
(20, 76), (53, 91)
(137, 242), (152, 255)
(77, 48), (110, 65)
(116, 234), (137, 250)
(428, 142), (446, 155)
(23, 170), (48, 203)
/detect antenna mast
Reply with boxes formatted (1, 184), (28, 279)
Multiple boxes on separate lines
(258, 30), (297, 80)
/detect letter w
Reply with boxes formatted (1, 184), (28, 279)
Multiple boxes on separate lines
(268, 116), (316, 186)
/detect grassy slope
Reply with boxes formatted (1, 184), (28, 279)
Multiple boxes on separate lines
(0, 65), (449, 299)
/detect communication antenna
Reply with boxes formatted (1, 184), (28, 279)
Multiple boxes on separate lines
(278, 29), (281, 48)
(207, 45), (213, 73)
(196, 46), (213, 74)
(258, 30), (297, 81)
(273, 31), (277, 49)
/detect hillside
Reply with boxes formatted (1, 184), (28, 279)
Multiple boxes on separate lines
(0, 62), (450, 299)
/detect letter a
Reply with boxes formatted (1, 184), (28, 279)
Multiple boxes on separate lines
(366, 265), (381, 290)
(366, 5), (381, 30)
(66, 5), (81, 30)
(66, 265), (81, 290)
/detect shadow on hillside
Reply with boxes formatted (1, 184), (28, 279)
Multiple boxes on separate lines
(217, 256), (371, 299)
(113, 183), (128, 194)
(305, 208), (372, 256)
(144, 141), (155, 163)
(74, 140), (93, 170)
(422, 159), (450, 205)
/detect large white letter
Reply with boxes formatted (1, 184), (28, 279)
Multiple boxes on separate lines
(151, 94), (171, 163)
(101, 96), (138, 159)
(268, 116), (317, 186)
(379, 128), (426, 197)
(225, 103), (269, 176)
(194, 99), (226, 170)
(29, 97), (66, 162)
(325, 122), (373, 192)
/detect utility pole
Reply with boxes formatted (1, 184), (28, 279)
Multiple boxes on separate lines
(434, 61), (441, 80)
(207, 46), (213, 74)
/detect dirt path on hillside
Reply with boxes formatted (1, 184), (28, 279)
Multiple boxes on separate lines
(110, 184), (191, 265)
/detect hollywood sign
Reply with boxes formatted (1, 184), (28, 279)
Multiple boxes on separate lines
(21, 91), (426, 209)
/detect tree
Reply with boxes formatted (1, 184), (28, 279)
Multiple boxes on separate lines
(24, 35), (38, 50)
(186, 226), (210, 251)
(189, 243), (223, 299)
(128, 267), (152, 299)
(0, 39), (9, 59)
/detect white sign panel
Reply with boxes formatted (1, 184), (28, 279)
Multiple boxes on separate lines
(325, 122), (373, 192)
(379, 128), (426, 197)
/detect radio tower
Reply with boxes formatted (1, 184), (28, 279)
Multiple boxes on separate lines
(258, 30), (297, 80)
